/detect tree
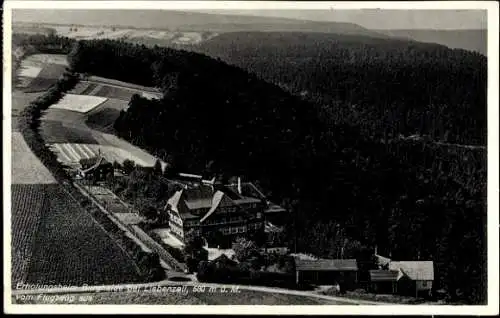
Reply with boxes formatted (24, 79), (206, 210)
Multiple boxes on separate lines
(113, 160), (122, 170)
(138, 204), (159, 221)
(122, 159), (136, 175)
(184, 229), (208, 273)
(233, 237), (260, 262)
(153, 159), (163, 175)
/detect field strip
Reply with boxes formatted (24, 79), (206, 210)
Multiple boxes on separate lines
(61, 143), (81, 162)
(12, 132), (57, 184)
(87, 75), (161, 93)
(57, 185), (144, 278)
(50, 94), (108, 113)
(10, 280), (391, 305)
(72, 182), (172, 271)
(80, 144), (98, 158)
(88, 84), (104, 96)
(51, 144), (73, 163)
(18, 65), (43, 78)
(69, 144), (88, 160)
(72, 144), (92, 160)
(74, 144), (94, 158)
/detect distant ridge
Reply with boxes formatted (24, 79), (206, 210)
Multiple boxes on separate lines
(13, 9), (387, 38)
(377, 29), (487, 55)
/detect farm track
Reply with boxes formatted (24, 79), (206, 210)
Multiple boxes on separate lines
(11, 279), (392, 305)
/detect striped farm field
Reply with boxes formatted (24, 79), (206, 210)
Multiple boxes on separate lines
(25, 184), (143, 286)
(49, 94), (108, 113)
(48, 142), (158, 167)
(11, 184), (50, 288)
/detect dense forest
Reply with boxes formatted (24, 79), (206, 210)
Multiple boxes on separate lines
(191, 32), (487, 146)
(19, 33), (487, 303)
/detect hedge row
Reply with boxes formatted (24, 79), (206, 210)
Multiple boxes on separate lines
(197, 260), (295, 288)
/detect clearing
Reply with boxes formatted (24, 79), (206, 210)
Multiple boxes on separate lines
(49, 94), (108, 113)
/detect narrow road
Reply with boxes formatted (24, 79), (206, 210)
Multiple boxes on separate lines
(11, 279), (392, 305)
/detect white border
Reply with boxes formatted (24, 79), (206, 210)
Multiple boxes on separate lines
(3, 1), (499, 315)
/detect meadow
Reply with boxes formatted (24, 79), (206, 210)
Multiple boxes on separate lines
(49, 94), (108, 113)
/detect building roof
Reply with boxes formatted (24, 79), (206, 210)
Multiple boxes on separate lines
(389, 261), (434, 281)
(265, 204), (287, 214)
(295, 259), (358, 272)
(227, 182), (266, 200)
(369, 270), (400, 282)
(200, 190), (225, 223)
(376, 254), (392, 267)
(166, 189), (183, 213)
(185, 198), (212, 210)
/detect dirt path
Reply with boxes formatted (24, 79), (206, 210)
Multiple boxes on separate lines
(11, 279), (392, 305)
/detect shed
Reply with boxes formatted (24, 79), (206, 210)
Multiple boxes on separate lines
(369, 270), (400, 294)
(389, 261), (434, 297)
(294, 258), (358, 286)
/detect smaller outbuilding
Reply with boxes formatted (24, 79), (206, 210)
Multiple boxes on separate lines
(294, 258), (358, 287)
(369, 270), (400, 294)
(389, 261), (434, 297)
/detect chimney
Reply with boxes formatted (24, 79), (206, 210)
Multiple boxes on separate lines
(374, 245), (378, 255)
(237, 177), (242, 194)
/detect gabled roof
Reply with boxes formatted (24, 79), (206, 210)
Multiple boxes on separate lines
(200, 190), (234, 223)
(389, 261), (434, 281)
(295, 259), (358, 271)
(165, 189), (183, 213)
(185, 198), (212, 210)
(369, 270), (400, 282)
(376, 254), (392, 267)
(227, 182), (266, 200)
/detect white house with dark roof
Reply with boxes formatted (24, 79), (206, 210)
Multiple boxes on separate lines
(164, 182), (266, 246)
(389, 261), (434, 297)
(370, 254), (435, 297)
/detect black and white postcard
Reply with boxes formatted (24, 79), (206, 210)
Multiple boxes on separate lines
(3, 1), (499, 315)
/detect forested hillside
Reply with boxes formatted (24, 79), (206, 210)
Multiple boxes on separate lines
(378, 29), (487, 56)
(27, 35), (488, 304)
(191, 32), (487, 146)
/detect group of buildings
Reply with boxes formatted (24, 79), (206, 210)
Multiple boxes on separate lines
(164, 174), (287, 247)
(293, 254), (434, 297)
(76, 156), (434, 298)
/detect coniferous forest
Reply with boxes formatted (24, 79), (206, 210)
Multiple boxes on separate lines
(23, 34), (487, 304)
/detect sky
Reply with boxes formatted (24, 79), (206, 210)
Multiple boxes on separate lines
(12, 8), (487, 30)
